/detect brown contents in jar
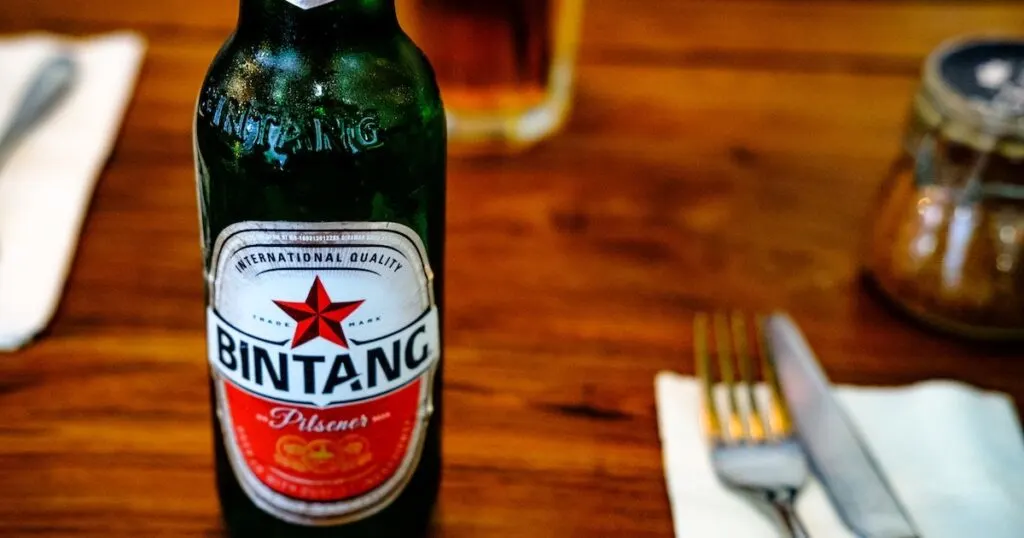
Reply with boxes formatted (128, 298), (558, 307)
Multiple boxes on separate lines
(865, 133), (1024, 340)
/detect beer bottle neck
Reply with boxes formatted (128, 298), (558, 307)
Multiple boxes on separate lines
(238, 0), (398, 40)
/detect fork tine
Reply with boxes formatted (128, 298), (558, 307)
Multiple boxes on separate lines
(713, 312), (744, 442)
(731, 312), (765, 442)
(755, 315), (793, 438)
(694, 313), (721, 442)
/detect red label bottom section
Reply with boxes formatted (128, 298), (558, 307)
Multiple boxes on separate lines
(222, 380), (421, 502)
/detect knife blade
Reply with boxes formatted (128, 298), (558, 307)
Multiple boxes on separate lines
(766, 313), (920, 538)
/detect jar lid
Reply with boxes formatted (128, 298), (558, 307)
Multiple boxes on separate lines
(923, 36), (1024, 138)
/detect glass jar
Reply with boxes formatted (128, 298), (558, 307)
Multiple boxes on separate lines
(864, 37), (1024, 341)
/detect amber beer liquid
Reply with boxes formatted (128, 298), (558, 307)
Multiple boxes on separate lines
(192, 0), (446, 536)
(397, 0), (583, 152)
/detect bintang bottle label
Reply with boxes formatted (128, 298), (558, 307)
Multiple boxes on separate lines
(206, 221), (440, 526)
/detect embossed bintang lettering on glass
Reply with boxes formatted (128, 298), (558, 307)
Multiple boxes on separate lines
(198, 88), (384, 162)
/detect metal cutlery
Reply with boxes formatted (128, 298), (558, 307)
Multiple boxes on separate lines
(767, 313), (920, 538)
(694, 311), (811, 538)
(0, 51), (78, 171)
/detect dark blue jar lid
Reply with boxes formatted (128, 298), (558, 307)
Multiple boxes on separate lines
(938, 39), (1024, 111)
(925, 37), (1024, 133)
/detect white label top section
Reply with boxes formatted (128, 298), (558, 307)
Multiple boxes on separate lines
(207, 221), (438, 407)
(282, 0), (337, 9)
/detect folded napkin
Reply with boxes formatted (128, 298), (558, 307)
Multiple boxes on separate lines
(656, 372), (1024, 538)
(0, 32), (145, 350)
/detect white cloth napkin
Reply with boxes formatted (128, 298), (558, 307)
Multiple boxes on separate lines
(0, 32), (145, 350)
(656, 371), (1024, 538)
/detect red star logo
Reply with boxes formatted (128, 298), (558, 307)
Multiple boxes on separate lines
(273, 277), (364, 349)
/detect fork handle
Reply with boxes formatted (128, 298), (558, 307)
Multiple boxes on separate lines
(769, 492), (810, 538)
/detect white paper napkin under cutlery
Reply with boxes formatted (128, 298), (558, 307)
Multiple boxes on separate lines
(656, 372), (1024, 537)
(0, 32), (146, 350)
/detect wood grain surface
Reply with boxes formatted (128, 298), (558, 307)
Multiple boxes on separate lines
(0, 1), (1023, 536)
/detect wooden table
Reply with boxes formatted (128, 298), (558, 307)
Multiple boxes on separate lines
(0, 1), (1023, 536)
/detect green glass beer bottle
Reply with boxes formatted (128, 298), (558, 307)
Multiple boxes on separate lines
(192, 0), (445, 536)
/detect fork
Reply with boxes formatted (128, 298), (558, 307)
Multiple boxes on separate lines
(694, 311), (811, 537)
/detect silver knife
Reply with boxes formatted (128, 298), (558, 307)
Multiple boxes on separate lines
(766, 313), (920, 538)
(0, 52), (78, 171)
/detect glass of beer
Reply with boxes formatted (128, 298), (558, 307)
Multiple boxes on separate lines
(397, 0), (585, 154)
